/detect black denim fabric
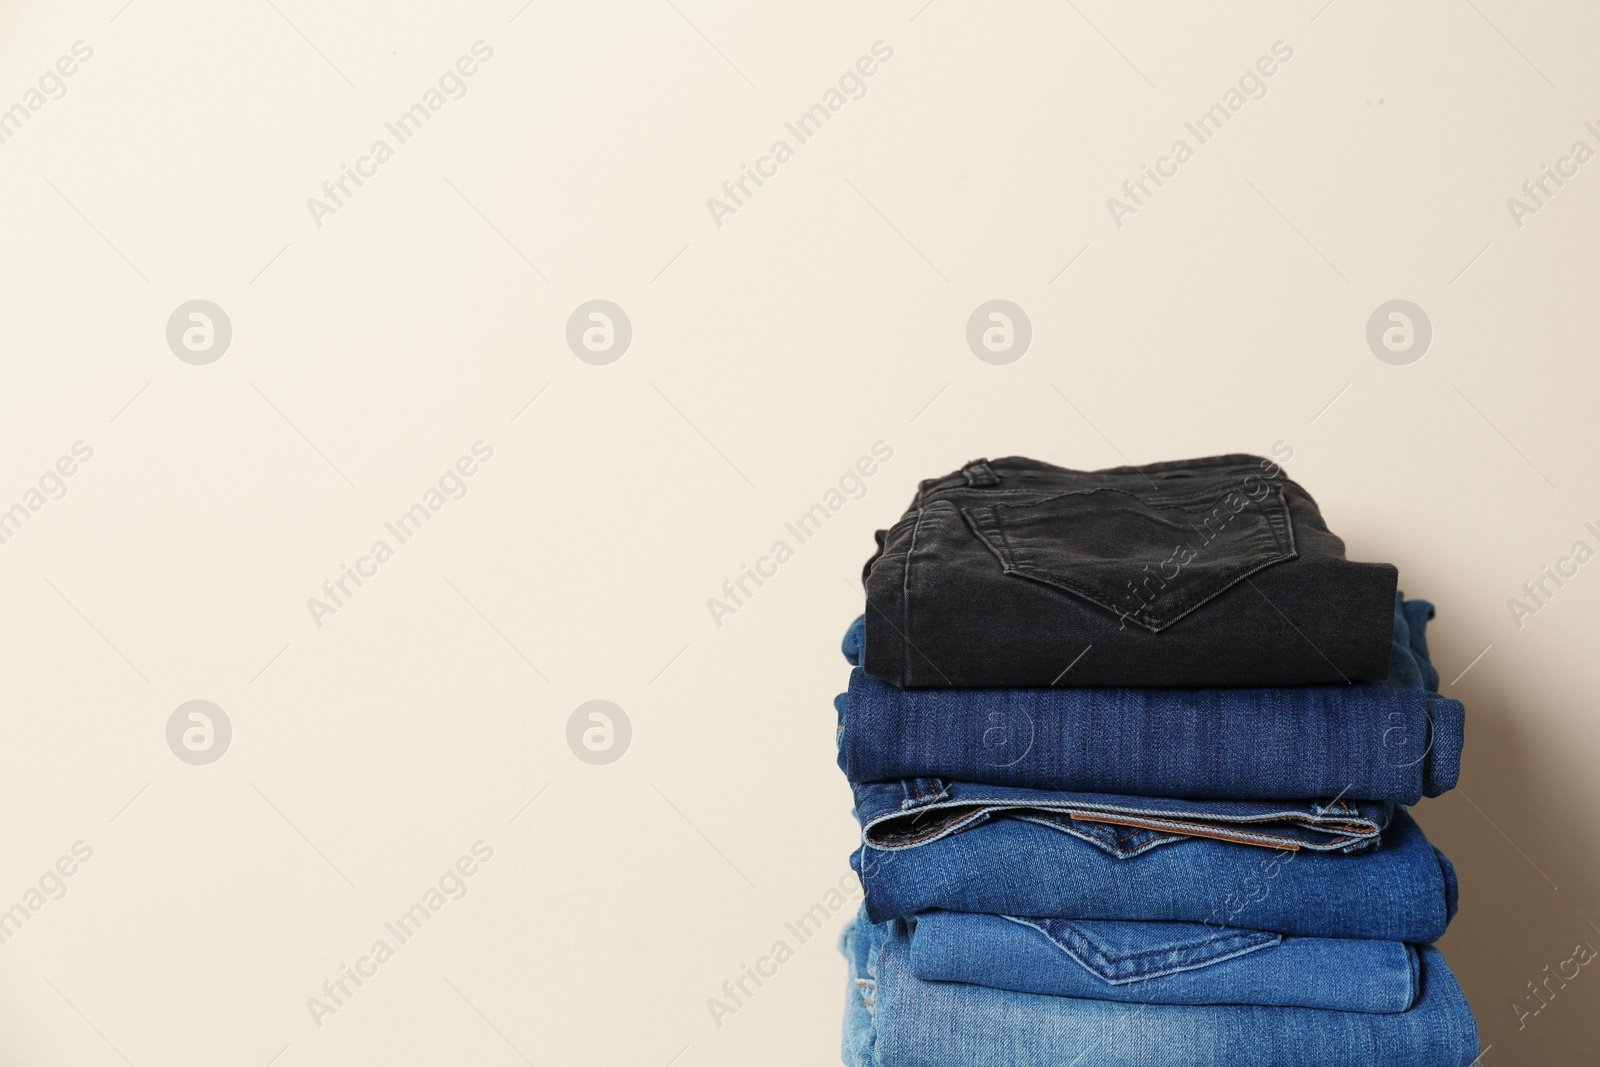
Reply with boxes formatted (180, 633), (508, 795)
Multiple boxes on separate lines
(861, 454), (1397, 688)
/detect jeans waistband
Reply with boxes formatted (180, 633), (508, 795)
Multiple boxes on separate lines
(855, 780), (1391, 857)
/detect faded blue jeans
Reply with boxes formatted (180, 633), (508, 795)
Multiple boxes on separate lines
(843, 910), (1480, 1067)
(909, 911), (1419, 1012)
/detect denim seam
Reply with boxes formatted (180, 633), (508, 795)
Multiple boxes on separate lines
(862, 804), (1185, 857)
(900, 778), (948, 808)
(920, 483), (1294, 507)
(1000, 916), (1281, 984)
(862, 817), (1360, 854)
(854, 977), (876, 1013)
(870, 807), (997, 848)
(1027, 922), (1274, 963)
(1010, 813), (1182, 857)
(963, 487), (1298, 633)
(1056, 819), (1331, 851)
(1053, 926), (1273, 962)
(962, 459), (998, 486)
(1021, 812), (1318, 851)
(916, 463), (1287, 507)
(966, 479), (1266, 509)
(861, 795), (1379, 851)
(901, 505), (925, 685)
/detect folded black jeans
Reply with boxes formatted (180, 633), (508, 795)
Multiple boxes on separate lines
(862, 454), (1397, 688)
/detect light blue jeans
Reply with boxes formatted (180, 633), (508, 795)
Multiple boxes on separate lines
(843, 910), (1480, 1067)
(909, 912), (1418, 1012)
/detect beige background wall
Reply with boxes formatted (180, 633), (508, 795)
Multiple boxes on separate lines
(0, 0), (1595, 1063)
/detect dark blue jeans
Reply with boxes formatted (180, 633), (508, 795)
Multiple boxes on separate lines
(838, 595), (1461, 803)
(861, 454), (1399, 688)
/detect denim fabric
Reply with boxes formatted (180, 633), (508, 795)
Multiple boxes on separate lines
(852, 803), (1457, 941)
(838, 594), (1462, 803)
(861, 454), (1399, 688)
(843, 911), (1481, 1067)
(856, 779), (1391, 855)
(909, 912), (1420, 1012)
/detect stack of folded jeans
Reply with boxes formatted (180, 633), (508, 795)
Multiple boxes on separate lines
(836, 455), (1479, 1067)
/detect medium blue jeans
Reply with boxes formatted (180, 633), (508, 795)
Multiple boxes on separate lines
(854, 779), (1391, 856)
(909, 912), (1419, 1012)
(853, 801), (1456, 942)
(838, 595), (1462, 804)
(843, 911), (1481, 1067)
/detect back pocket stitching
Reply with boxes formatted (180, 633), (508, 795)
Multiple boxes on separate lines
(964, 486), (1295, 632)
(1002, 916), (1280, 985)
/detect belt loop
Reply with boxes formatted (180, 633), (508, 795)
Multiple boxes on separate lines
(900, 778), (949, 809)
(962, 459), (999, 487)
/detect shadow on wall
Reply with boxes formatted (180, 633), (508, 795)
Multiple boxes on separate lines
(1421, 624), (1600, 1066)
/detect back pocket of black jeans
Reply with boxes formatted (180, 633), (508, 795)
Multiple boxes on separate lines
(962, 484), (1295, 632)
